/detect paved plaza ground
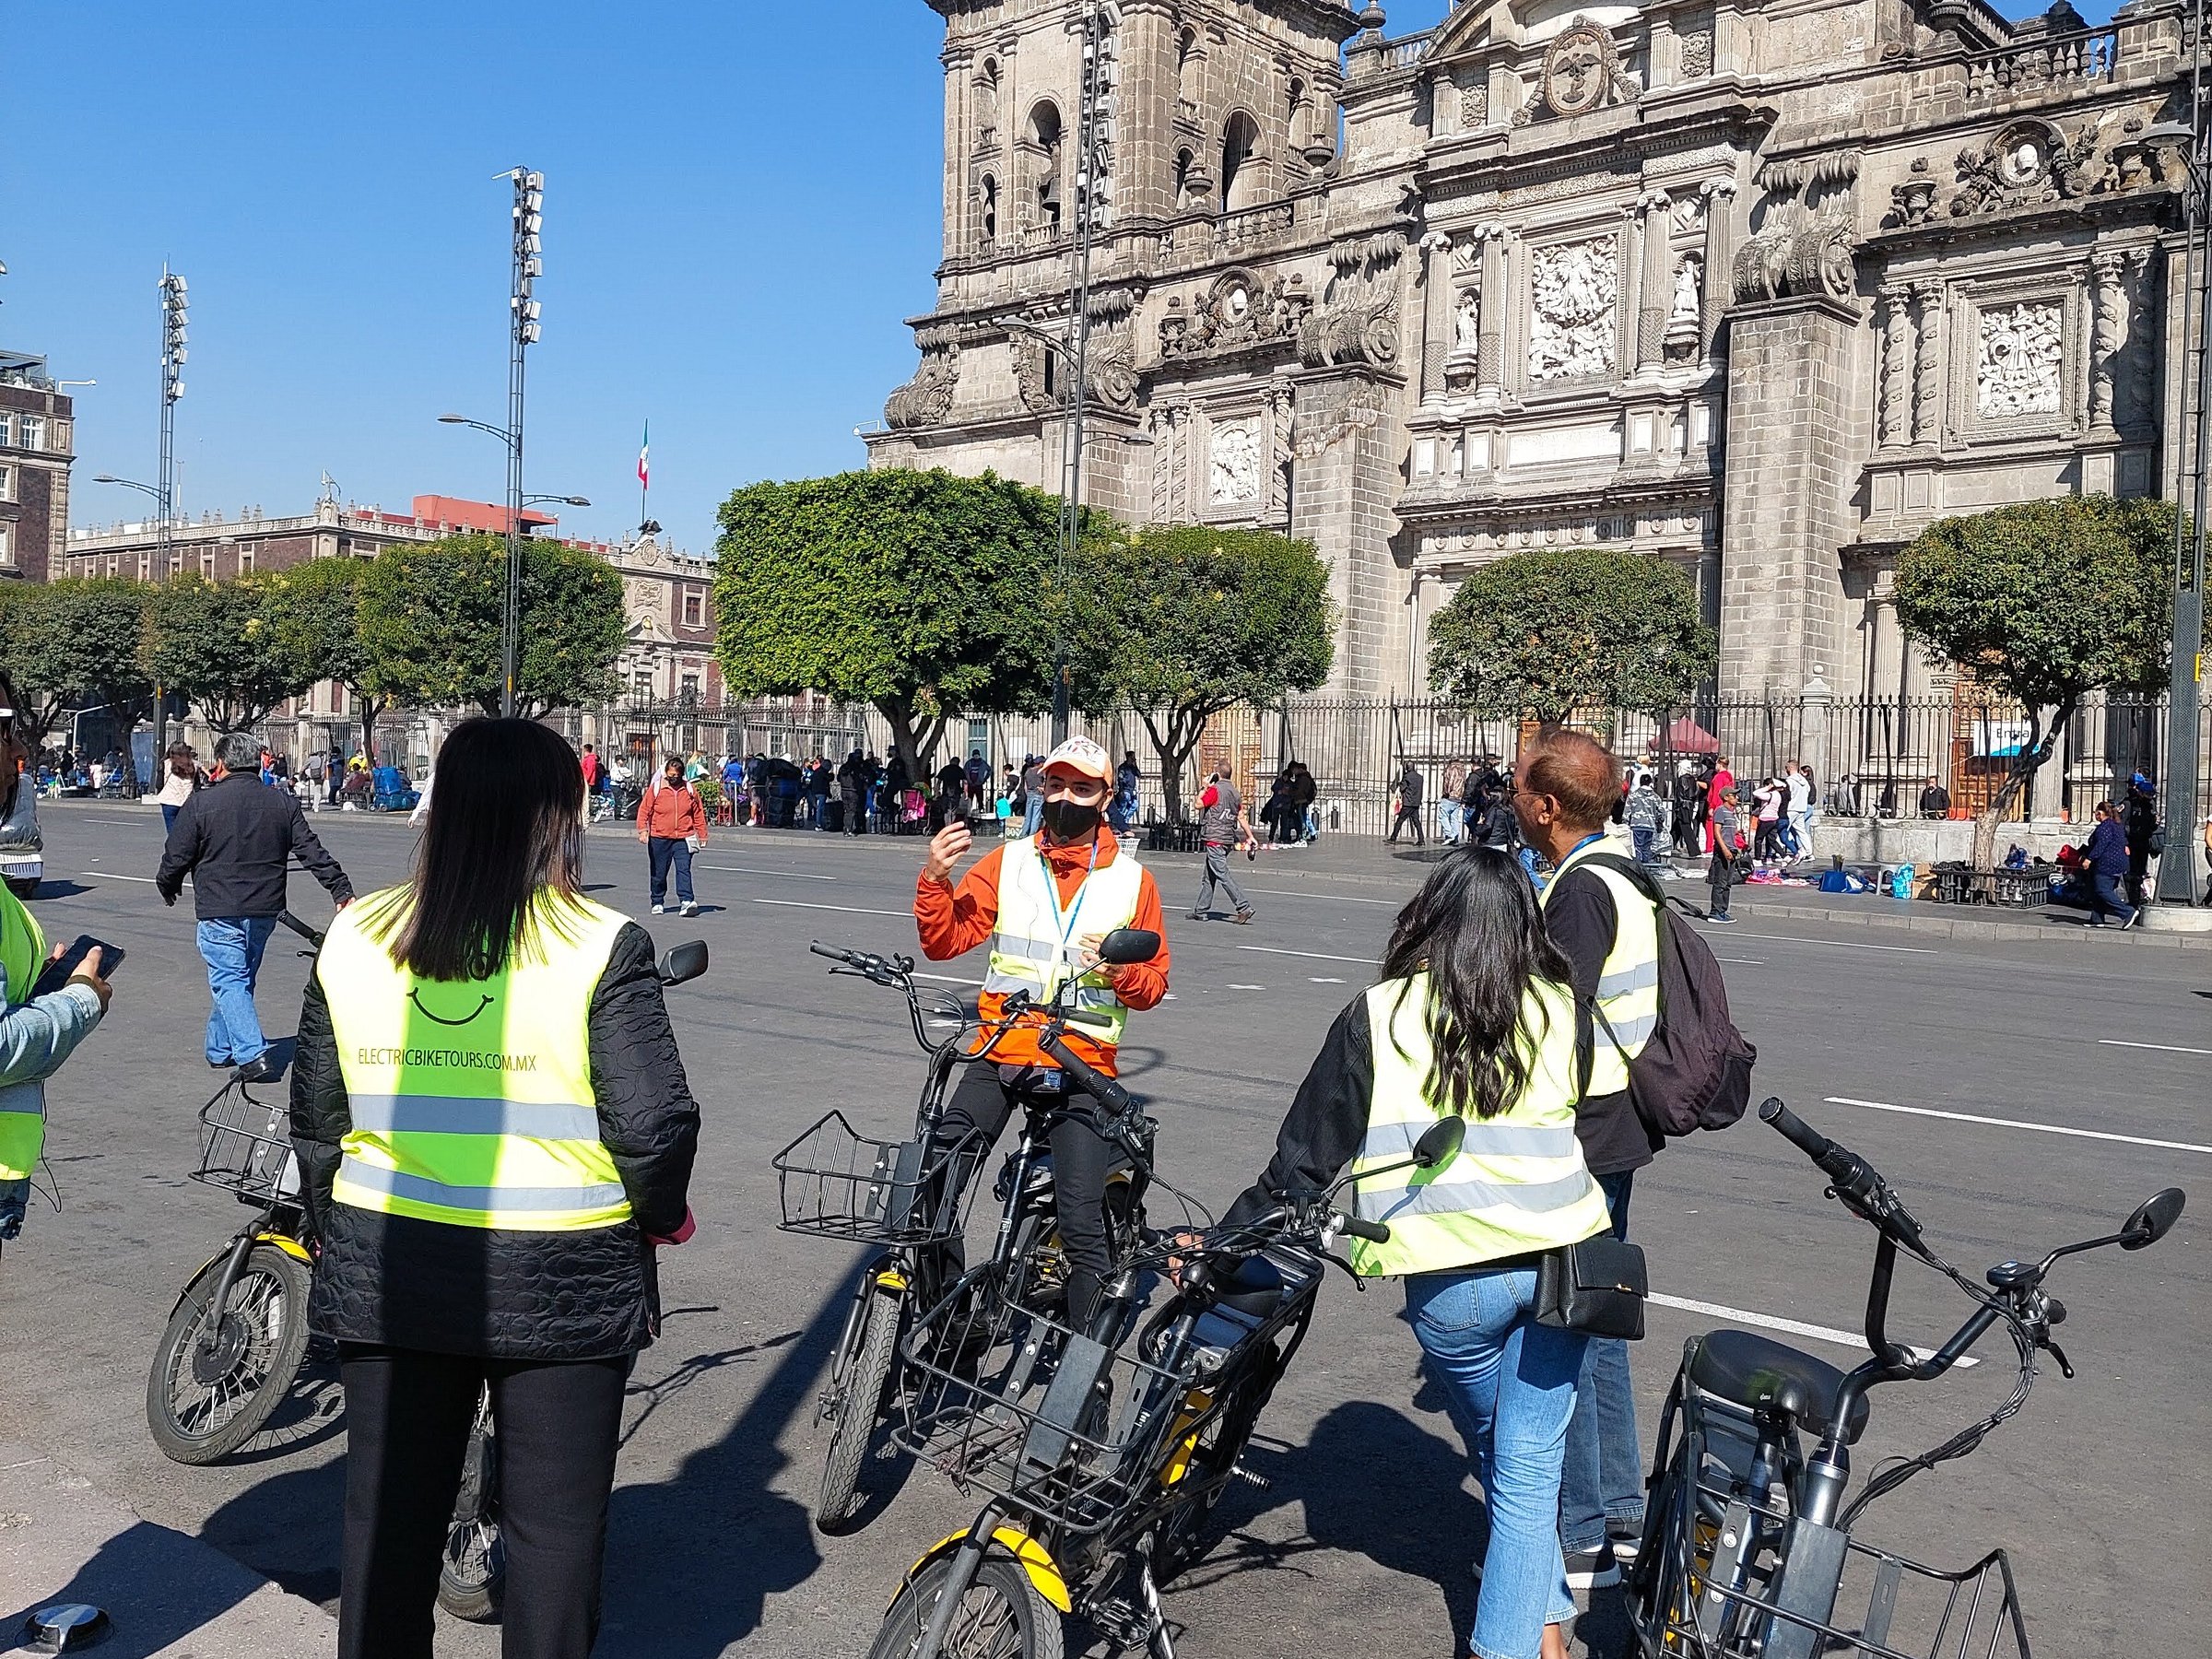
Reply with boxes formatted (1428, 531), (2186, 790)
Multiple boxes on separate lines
(0, 801), (2204, 1658)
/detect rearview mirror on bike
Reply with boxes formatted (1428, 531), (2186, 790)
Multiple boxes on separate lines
(2121, 1186), (2185, 1250)
(1097, 927), (1161, 966)
(656, 940), (708, 987)
(1414, 1114), (1465, 1171)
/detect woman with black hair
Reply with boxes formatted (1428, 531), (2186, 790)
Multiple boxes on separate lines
(1224, 846), (1613, 1659)
(290, 717), (700, 1659)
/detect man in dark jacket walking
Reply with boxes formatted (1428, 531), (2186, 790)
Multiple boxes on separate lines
(2123, 772), (2159, 907)
(157, 730), (354, 1078)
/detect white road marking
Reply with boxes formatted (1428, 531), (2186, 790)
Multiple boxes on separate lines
(1823, 1095), (2212, 1156)
(79, 871), (164, 885)
(1310, 976), (1347, 983)
(1701, 930), (1936, 955)
(1237, 945), (1382, 966)
(1242, 887), (1401, 906)
(1713, 957), (1767, 966)
(2099, 1038), (2212, 1057)
(752, 898), (912, 918)
(1228, 983), (1265, 991)
(695, 865), (836, 881)
(1649, 1292), (1976, 1369)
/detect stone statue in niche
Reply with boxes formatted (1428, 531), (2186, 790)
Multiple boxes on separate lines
(1527, 237), (1618, 382)
(1974, 300), (2064, 419)
(1209, 422), (1264, 502)
(1664, 255), (1702, 359)
(1453, 287), (1481, 352)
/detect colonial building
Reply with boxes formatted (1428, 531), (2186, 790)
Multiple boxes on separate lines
(866, 0), (2190, 714)
(0, 351), (76, 583)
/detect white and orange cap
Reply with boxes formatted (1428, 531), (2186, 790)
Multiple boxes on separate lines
(1040, 736), (1112, 784)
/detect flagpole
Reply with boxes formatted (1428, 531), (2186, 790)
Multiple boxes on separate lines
(637, 418), (651, 533)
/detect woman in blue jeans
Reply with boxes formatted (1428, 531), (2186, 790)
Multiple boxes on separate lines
(1224, 848), (1615, 1659)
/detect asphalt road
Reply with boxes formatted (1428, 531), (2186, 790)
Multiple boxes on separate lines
(0, 801), (2204, 1659)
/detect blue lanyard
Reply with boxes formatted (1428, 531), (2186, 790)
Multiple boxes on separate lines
(1562, 831), (1606, 868)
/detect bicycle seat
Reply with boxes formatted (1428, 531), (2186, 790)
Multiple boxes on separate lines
(1206, 1253), (1287, 1320)
(1687, 1328), (1868, 1444)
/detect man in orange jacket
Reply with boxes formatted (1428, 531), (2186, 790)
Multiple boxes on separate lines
(914, 735), (1171, 1327)
(637, 756), (709, 916)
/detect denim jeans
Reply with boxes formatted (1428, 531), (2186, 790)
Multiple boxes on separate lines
(1441, 799), (1465, 842)
(1630, 826), (1656, 865)
(1406, 1265), (1587, 1659)
(1560, 1171), (1642, 1554)
(2088, 870), (2136, 927)
(1023, 793), (1045, 837)
(198, 916), (276, 1067)
(646, 837), (695, 907)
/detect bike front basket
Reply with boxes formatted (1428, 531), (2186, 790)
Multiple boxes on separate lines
(894, 1273), (1191, 1535)
(772, 1111), (986, 1245)
(193, 1082), (302, 1207)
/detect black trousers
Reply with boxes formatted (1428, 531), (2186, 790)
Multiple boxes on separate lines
(932, 1060), (1119, 1328)
(337, 1344), (629, 1659)
(1387, 803), (1425, 844)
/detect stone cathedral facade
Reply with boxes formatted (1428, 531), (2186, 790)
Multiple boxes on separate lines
(865, 0), (2192, 709)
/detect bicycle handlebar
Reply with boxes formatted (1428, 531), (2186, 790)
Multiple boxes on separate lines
(1338, 1215), (1392, 1243)
(1759, 1097), (1925, 1253)
(277, 911), (324, 948)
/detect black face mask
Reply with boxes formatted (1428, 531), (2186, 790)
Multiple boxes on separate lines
(1041, 797), (1102, 841)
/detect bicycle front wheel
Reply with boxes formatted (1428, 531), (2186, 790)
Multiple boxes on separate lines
(866, 1555), (1064, 1659)
(817, 1282), (903, 1533)
(146, 1242), (312, 1465)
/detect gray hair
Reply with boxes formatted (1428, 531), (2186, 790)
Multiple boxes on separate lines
(215, 731), (264, 773)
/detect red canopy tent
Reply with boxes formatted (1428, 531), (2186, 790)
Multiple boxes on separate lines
(1660, 717), (1721, 754)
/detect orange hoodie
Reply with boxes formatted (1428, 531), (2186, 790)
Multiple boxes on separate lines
(913, 827), (1170, 1076)
(637, 778), (709, 845)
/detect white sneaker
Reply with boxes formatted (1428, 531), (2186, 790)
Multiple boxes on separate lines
(680, 901), (698, 917)
(651, 904), (665, 914)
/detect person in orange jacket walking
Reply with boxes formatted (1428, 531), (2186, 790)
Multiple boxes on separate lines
(637, 756), (708, 917)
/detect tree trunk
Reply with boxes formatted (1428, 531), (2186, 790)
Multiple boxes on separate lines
(359, 697), (382, 767)
(877, 698), (935, 790)
(1969, 701), (2069, 871)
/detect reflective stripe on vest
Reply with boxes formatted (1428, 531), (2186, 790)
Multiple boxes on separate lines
(0, 883), (49, 1180)
(1346, 972), (1612, 1277)
(982, 838), (1144, 1049)
(1543, 841), (1660, 1093)
(319, 888), (633, 1232)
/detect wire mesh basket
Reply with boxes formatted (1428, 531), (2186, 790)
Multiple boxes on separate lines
(893, 1271), (1192, 1535)
(773, 1112), (987, 1245)
(192, 1082), (301, 1206)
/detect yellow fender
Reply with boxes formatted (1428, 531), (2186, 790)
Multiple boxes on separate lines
(259, 1231), (313, 1265)
(897, 1526), (1072, 1615)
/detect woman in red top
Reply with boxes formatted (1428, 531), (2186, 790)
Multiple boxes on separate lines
(636, 758), (709, 916)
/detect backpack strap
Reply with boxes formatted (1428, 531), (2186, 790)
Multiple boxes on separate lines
(1577, 850), (1708, 921)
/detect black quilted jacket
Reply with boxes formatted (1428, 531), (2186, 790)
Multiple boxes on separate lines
(288, 922), (700, 1360)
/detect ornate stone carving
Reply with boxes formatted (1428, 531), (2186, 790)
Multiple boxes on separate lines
(1888, 157), (1940, 228)
(1453, 286), (1482, 353)
(1912, 281), (1945, 444)
(1541, 19), (1636, 118)
(2089, 253), (2128, 431)
(1268, 386), (1295, 521)
(1679, 29), (1714, 79)
(1877, 286), (1912, 447)
(1159, 269), (1312, 361)
(1149, 406), (1179, 520)
(884, 324), (962, 429)
(1298, 231), (1405, 371)
(1289, 379), (1387, 458)
(1208, 420), (1264, 503)
(1733, 156), (1860, 304)
(1013, 299), (1139, 416)
(1527, 237), (1618, 382)
(1951, 119), (2104, 218)
(1664, 256), (1703, 359)
(1974, 300), (2063, 420)
(2121, 247), (2156, 428)
(1460, 79), (1488, 127)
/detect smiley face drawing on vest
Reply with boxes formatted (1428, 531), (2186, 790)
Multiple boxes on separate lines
(406, 986), (496, 1028)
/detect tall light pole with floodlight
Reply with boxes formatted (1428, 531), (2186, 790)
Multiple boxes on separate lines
(159, 270), (187, 586)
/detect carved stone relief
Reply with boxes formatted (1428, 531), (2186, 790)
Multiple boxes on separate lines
(1539, 20), (1636, 119)
(1664, 256), (1703, 360)
(1733, 154), (1861, 304)
(1974, 300), (2064, 420)
(1527, 237), (1618, 382)
(1460, 79), (1488, 127)
(2088, 253), (2128, 431)
(1298, 231), (1405, 371)
(1453, 287), (1482, 353)
(884, 324), (962, 429)
(1208, 421), (1264, 503)
(1679, 29), (1714, 80)
(1159, 269), (1312, 361)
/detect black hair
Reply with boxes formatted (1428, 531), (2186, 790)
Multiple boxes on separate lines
(368, 718), (586, 982)
(1377, 845), (1574, 1121)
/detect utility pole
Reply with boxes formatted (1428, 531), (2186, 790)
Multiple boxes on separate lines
(1051, 2), (1111, 746)
(505, 168), (545, 721)
(156, 268), (188, 774)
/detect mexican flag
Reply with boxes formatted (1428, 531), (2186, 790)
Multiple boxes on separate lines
(637, 420), (650, 490)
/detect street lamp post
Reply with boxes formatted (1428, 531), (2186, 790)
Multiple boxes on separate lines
(159, 269), (187, 589)
(91, 472), (170, 764)
(2148, 98), (2211, 904)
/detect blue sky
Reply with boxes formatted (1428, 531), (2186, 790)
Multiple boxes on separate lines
(3, 0), (2078, 554)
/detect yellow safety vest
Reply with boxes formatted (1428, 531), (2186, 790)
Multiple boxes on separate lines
(1347, 971), (1612, 1277)
(0, 886), (49, 1182)
(319, 888), (634, 1232)
(981, 836), (1145, 1050)
(1542, 839), (1660, 1096)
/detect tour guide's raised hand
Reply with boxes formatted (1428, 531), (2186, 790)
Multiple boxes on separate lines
(921, 818), (973, 886)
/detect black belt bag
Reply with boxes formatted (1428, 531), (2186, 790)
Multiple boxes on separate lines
(1535, 1234), (1648, 1340)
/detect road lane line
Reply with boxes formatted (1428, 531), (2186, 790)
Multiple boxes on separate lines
(1823, 1095), (2212, 1155)
(79, 871), (165, 884)
(2099, 1038), (2212, 1057)
(1228, 983), (1265, 991)
(1242, 887), (1401, 905)
(695, 865), (837, 881)
(1713, 957), (1767, 965)
(1237, 945), (1382, 965)
(751, 898), (912, 918)
(1700, 930), (1937, 955)
(1648, 1292), (1976, 1368)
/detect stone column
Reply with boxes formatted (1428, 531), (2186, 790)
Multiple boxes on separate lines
(1646, 12), (1679, 89)
(1877, 284), (1912, 449)
(1800, 672), (1834, 796)
(1699, 178), (1736, 359)
(1911, 280), (1945, 448)
(2088, 250), (2128, 435)
(1477, 224), (1509, 399)
(1637, 191), (1672, 373)
(1419, 229), (1453, 404)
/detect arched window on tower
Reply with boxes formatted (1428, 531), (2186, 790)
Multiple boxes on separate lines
(1220, 111), (1260, 211)
(1030, 101), (1065, 232)
(977, 57), (1001, 141)
(1287, 77), (1309, 154)
(1173, 147), (1195, 210)
(980, 174), (998, 245)
(1177, 27), (1199, 94)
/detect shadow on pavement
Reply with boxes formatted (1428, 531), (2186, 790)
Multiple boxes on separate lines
(3, 1516), (280, 1659)
(194, 1453), (350, 1608)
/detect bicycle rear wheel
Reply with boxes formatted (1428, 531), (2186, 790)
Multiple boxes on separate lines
(818, 1280), (903, 1533)
(146, 1242), (312, 1465)
(866, 1555), (1064, 1659)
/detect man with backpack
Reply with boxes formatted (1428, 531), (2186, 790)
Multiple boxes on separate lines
(1514, 727), (1756, 1591)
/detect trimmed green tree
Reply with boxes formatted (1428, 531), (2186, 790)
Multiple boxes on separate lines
(357, 534), (626, 719)
(3, 578), (156, 778)
(1426, 548), (1716, 729)
(144, 574), (320, 735)
(1894, 492), (2183, 869)
(1067, 524), (1335, 818)
(712, 469), (1064, 778)
(276, 556), (404, 760)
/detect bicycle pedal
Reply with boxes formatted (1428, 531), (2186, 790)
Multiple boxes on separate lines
(1230, 1463), (1270, 1490)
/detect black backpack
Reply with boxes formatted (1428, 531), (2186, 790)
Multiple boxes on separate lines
(1572, 853), (1756, 1137)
